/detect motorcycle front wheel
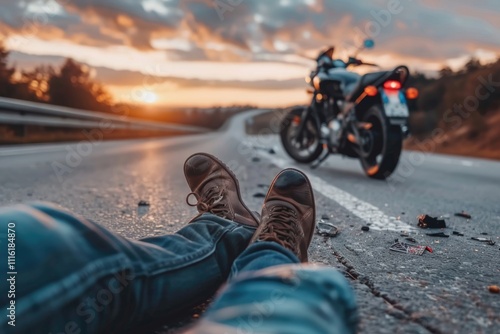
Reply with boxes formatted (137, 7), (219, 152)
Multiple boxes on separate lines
(358, 105), (402, 179)
(280, 108), (323, 163)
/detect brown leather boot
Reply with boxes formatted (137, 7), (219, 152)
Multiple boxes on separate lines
(184, 153), (259, 227)
(250, 168), (315, 262)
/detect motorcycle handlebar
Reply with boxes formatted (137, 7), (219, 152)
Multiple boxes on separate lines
(360, 62), (379, 67)
(347, 58), (380, 67)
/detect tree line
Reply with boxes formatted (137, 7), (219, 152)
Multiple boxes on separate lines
(408, 57), (500, 137)
(0, 43), (113, 113)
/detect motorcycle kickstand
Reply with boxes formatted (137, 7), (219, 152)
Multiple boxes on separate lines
(311, 145), (330, 169)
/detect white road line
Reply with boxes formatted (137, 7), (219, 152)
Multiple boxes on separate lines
(423, 155), (475, 168)
(257, 152), (415, 232)
(460, 160), (473, 167)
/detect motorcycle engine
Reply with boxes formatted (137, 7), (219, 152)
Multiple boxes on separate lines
(328, 119), (341, 147)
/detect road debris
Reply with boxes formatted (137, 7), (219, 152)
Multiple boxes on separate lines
(321, 214), (330, 220)
(400, 231), (410, 237)
(425, 246), (433, 253)
(253, 192), (266, 198)
(455, 211), (472, 219)
(452, 231), (464, 236)
(426, 232), (449, 238)
(417, 214), (446, 229)
(405, 237), (417, 243)
(361, 226), (370, 232)
(471, 237), (496, 246)
(252, 146), (276, 155)
(389, 241), (427, 256)
(489, 285), (500, 294)
(316, 221), (339, 237)
(138, 200), (150, 207)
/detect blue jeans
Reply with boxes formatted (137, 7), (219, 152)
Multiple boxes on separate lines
(0, 203), (357, 334)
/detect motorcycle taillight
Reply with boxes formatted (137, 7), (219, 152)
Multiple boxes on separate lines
(383, 80), (402, 90)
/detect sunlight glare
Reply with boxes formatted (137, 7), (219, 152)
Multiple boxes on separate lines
(142, 91), (158, 104)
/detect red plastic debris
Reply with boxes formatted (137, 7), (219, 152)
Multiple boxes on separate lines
(425, 246), (433, 253)
(417, 214), (446, 229)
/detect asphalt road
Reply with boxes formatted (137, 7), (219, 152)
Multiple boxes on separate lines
(0, 110), (499, 334)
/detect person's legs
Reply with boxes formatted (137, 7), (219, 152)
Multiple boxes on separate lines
(0, 203), (253, 333)
(189, 245), (358, 334)
(0, 153), (262, 333)
(187, 169), (358, 334)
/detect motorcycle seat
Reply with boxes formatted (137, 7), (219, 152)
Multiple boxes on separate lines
(346, 71), (391, 101)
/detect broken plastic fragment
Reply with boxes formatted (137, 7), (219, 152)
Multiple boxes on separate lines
(426, 232), (449, 238)
(389, 241), (426, 256)
(455, 211), (472, 219)
(471, 237), (496, 246)
(417, 215), (446, 229)
(316, 221), (339, 237)
(471, 237), (489, 241)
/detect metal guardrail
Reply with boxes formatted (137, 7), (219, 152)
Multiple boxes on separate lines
(0, 97), (208, 133)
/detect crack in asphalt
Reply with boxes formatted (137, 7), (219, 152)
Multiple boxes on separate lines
(331, 248), (441, 334)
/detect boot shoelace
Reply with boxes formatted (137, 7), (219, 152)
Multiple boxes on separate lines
(260, 206), (301, 253)
(186, 186), (230, 219)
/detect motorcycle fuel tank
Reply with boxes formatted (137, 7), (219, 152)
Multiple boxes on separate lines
(313, 69), (360, 99)
(327, 68), (360, 95)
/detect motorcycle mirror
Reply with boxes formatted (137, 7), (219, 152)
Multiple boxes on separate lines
(363, 39), (375, 49)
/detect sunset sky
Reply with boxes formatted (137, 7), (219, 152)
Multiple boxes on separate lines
(1, 0), (499, 107)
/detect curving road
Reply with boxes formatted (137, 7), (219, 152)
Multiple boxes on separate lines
(0, 110), (499, 333)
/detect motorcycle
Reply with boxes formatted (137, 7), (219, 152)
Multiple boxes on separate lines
(280, 39), (419, 179)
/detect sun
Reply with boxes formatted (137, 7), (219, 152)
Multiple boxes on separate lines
(141, 90), (158, 104)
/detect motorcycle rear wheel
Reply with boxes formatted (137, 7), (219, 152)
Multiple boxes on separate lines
(280, 108), (323, 163)
(358, 105), (402, 179)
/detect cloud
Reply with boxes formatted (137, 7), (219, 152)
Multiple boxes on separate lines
(1, 0), (499, 72)
(61, 0), (184, 49)
(7, 50), (66, 70)
(94, 65), (306, 90)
